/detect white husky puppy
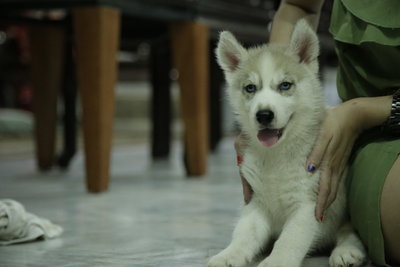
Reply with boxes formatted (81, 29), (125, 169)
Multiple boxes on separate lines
(207, 20), (366, 267)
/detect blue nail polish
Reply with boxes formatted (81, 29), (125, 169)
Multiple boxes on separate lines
(307, 165), (316, 172)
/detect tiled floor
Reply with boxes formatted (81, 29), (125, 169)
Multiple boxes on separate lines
(0, 138), (375, 267)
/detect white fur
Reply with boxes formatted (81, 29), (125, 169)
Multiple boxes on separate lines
(208, 20), (366, 267)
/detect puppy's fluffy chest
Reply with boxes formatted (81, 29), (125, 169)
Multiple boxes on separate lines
(241, 147), (319, 221)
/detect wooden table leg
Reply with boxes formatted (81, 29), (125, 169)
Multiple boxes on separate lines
(73, 7), (120, 192)
(29, 25), (65, 171)
(170, 22), (209, 176)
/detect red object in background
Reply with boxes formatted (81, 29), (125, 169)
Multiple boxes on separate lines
(7, 25), (30, 64)
(17, 83), (33, 111)
(0, 24), (32, 110)
(8, 25), (32, 111)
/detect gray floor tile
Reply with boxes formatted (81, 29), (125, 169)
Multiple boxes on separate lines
(0, 139), (374, 266)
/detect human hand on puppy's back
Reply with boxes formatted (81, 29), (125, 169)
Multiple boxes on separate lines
(307, 96), (391, 221)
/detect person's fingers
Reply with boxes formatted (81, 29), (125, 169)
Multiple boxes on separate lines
(325, 172), (340, 211)
(313, 130), (335, 220)
(236, 155), (243, 166)
(240, 173), (253, 204)
(319, 136), (342, 213)
(325, 142), (352, 209)
(236, 132), (252, 204)
(234, 137), (242, 155)
(234, 132), (247, 155)
(315, 166), (332, 221)
(319, 136), (353, 217)
(307, 129), (332, 172)
(338, 135), (355, 174)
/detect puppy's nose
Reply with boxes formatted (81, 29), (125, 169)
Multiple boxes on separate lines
(256, 110), (274, 126)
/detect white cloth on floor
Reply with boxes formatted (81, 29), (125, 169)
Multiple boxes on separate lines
(0, 199), (63, 245)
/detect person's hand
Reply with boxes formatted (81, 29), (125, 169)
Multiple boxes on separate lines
(307, 101), (366, 221)
(235, 133), (253, 204)
(307, 96), (392, 221)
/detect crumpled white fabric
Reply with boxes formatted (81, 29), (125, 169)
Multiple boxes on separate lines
(0, 199), (63, 245)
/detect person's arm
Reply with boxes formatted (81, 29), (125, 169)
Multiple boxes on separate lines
(269, 0), (325, 43)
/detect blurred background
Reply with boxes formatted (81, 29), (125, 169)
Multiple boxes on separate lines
(0, 0), (340, 161)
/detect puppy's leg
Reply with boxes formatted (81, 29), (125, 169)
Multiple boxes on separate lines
(329, 223), (366, 267)
(208, 202), (271, 267)
(258, 204), (317, 267)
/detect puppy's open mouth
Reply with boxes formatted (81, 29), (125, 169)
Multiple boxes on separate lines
(257, 128), (284, 147)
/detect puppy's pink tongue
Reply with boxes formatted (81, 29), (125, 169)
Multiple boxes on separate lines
(257, 129), (280, 147)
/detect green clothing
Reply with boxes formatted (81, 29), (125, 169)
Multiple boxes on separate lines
(330, 0), (400, 101)
(330, 0), (400, 266)
(330, 0), (400, 46)
(346, 132), (400, 267)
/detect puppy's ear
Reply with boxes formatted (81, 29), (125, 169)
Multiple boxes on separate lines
(288, 19), (319, 65)
(216, 31), (246, 72)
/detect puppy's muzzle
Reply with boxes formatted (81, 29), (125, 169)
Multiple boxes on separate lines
(256, 109), (274, 126)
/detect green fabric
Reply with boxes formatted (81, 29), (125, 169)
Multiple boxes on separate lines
(330, 1), (400, 266)
(330, 0), (400, 45)
(335, 41), (400, 101)
(347, 135), (400, 267)
(342, 0), (400, 28)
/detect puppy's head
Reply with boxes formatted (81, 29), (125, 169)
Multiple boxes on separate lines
(216, 20), (324, 148)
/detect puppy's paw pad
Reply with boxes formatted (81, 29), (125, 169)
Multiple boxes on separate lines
(329, 246), (365, 267)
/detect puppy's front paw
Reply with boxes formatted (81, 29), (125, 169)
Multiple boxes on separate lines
(329, 245), (365, 267)
(207, 248), (250, 267)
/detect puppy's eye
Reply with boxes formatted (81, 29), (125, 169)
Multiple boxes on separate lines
(244, 84), (257, 93)
(278, 82), (292, 91)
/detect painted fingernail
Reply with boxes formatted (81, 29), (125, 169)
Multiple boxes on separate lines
(319, 215), (324, 222)
(237, 155), (243, 166)
(307, 164), (316, 172)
